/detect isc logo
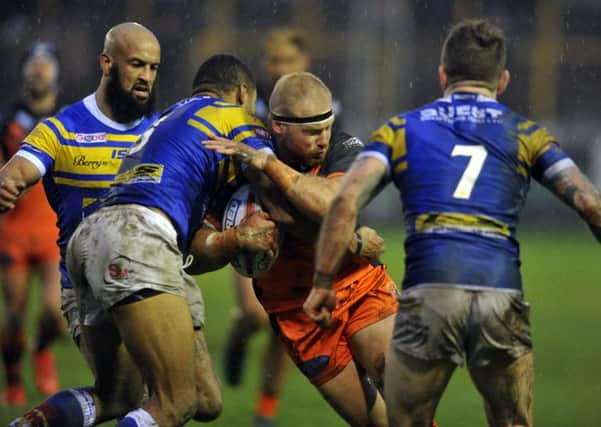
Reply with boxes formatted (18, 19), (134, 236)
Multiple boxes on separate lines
(111, 149), (128, 159)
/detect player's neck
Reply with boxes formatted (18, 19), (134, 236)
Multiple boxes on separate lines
(24, 92), (57, 117)
(444, 82), (497, 99)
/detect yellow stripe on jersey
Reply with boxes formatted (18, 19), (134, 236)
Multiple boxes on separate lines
(415, 212), (510, 237)
(369, 122), (407, 164)
(23, 122), (61, 159)
(194, 104), (265, 135)
(54, 177), (114, 188)
(390, 116), (406, 127)
(47, 117), (76, 140)
(517, 126), (556, 168)
(187, 118), (214, 135)
(394, 161), (408, 174)
(46, 117), (140, 143)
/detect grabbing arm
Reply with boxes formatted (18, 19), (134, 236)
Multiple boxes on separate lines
(186, 211), (279, 275)
(304, 156), (389, 327)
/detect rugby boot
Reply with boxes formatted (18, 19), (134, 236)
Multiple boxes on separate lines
(0, 383), (26, 406)
(33, 348), (59, 395)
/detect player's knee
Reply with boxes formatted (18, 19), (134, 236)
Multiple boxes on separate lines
(372, 351), (387, 389)
(193, 393), (223, 421)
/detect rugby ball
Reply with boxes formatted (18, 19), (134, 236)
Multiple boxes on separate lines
(222, 184), (277, 278)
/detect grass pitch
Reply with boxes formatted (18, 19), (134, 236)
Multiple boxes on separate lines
(1, 227), (599, 426)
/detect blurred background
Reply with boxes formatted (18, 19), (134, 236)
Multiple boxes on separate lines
(2, 0), (601, 225)
(0, 1), (600, 426)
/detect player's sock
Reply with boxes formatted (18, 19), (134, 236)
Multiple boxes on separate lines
(255, 391), (279, 420)
(1, 328), (26, 386)
(116, 408), (159, 427)
(9, 388), (96, 427)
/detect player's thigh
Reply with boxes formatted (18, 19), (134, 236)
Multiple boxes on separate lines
(317, 359), (386, 427)
(79, 322), (144, 419)
(469, 352), (533, 427)
(110, 293), (197, 402)
(191, 329), (222, 421)
(385, 348), (455, 426)
(346, 267), (397, 388)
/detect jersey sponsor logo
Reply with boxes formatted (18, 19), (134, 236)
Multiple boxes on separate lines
(113, 163), (164, 184)
(420, 105), (504, 124)
(75, 132), (107, 143)
(73, 155), (109, 169)
(340, 136), (364, 149)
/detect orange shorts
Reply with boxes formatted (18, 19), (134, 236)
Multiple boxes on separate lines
(271, 265), (398, 386)
(0, 223), (59, 271)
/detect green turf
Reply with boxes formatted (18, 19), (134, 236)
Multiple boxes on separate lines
(1, 228), (599, 426)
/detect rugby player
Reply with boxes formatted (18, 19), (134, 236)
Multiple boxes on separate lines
(1, 22), (183, 427)
(0, 42), (64, 405)
(307, 19), (601, 427)
(222, 27), (312, 427)
(202, 72), (398, 427)
(42, 54), (275, 427)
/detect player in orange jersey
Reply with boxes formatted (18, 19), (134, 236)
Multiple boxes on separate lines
(202, 72), (397, 427)
(0, 42), (64, 406)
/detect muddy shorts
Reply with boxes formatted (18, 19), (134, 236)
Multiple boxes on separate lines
(393, 286), (532, 367)
(65, 204), (205, 333)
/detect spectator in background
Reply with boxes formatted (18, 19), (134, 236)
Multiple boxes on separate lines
(0, 42), (64, 406)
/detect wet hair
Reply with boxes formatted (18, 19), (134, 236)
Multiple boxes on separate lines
(191, 54), (256, 96)
(441, 19), (506, 87)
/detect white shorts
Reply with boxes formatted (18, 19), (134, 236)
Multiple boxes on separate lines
(65, 204), (205, 332)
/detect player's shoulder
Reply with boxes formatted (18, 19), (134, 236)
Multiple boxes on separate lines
(329, 130), (364, 155)
(191, 97), (267, 136)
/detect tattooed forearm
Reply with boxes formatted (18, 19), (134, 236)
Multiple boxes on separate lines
(544, 166), (601, 243)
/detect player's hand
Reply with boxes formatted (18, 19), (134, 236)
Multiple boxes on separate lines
(203, 135), (271, 170)
(303, 287), (336, 328)
(235, 211), (279, 257)
(352, 226), (385, 261)
(0, 176), (25, 213)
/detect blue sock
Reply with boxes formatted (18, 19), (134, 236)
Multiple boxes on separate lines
(10, 388), (96, 427)
(116, 408), (158, 427)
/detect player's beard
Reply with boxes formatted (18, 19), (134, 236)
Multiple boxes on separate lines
(105, 64), (156, 122)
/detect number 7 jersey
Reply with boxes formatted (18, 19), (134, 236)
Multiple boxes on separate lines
(358, 92), (573, 292)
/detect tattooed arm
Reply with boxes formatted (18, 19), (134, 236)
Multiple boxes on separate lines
(303, 156), (389, 327)
(542, 165), (601, 243)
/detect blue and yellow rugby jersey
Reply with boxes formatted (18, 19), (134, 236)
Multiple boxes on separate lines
(358, 92), (574, 292)
(104, 95), (272, 252)
(15, 94), (159, 288)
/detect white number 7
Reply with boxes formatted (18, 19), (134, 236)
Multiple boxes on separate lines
(451, 145), (487, 199)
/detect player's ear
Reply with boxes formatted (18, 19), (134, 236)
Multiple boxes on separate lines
(269, 116), (284, 136)
(237, 82), (249, 107)
(99, 53), (111, 77)
(438, 65), (448, 91)
(496, 70), (510, 96)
